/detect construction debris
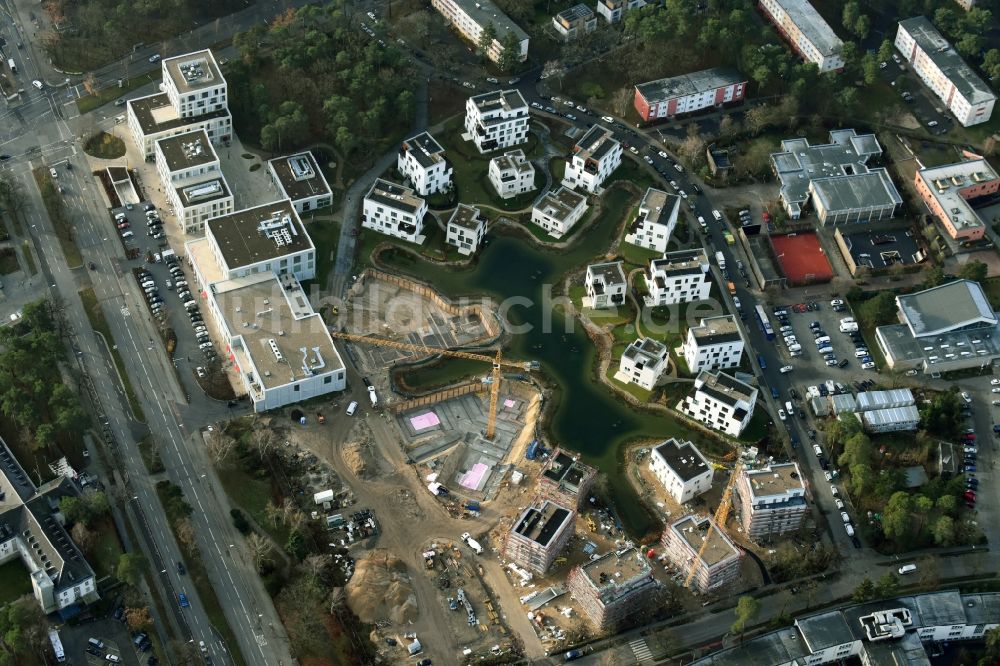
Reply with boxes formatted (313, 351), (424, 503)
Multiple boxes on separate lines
(345, 549), (418, 625)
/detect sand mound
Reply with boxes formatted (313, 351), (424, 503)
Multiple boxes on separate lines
(343, 441), (370, 478)
(345, 549), (418, 625)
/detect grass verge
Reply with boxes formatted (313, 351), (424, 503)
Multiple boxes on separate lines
(79, 287), (145, 422)
(88, 516), (126, 580)
(215, 466), (291, 547)
(20, 241), (36, 275)
(137, 436), (165, 474)
(76, 73), (157, 115)
(32, 168), (84, 268)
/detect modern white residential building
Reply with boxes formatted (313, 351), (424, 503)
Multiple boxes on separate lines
(552, 4), (596, 40)
(735, 463), (808, 539)
(896, 17), (996, 127)
(682, 316), (745, 373)
(759, 0), (845, 72)
(488, 149), (536, 199)
(531, 186), (588, 238)
(645, 249), (711, 307)
(0, 438), (99, 614)
(445, 204), (486, 256)
(624, 187), (679, 253)
(634, 68), (747, 122)
(267, 151), (333, 214)
(430, 0), (529, 64)
(662, 515), (742, 593)
(649, 438), (714, 505)
(184, 200), (346, 413)
(678, 370), (757, 437)
(397, 131), (453, 196)
(127, 49), (232, 158)
(595, 0), (646, 23)
(154, 130), (234, 234)
(562, 125), (622, 194)
(464, 89), (530, 153)
(585, 261), (626, 310)
(362, 179), (428, 244)
(616, 337), (669, 391)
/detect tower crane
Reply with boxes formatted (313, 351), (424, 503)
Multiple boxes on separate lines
(684, 458), (742, 590)
(329, 331), (535, 439)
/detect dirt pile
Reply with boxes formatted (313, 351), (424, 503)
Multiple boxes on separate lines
(342, 421), (374, 478)
(345, 549), (418, 625)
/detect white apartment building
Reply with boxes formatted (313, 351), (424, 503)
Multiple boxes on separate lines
(362, 179), (428, 245)
(595, 0), (646, 23)
(616, 337), (669, 391)
(184, 200), (346, 413)
(267, 151), (333, 214)
(759, 0), (845, 73)
(397, 131), (453, 196)
(154, 130), (233, 234)
(682, 316), (745, 373)
(430, 0), (528, 64)
(624, 187), (679, 253)
(895, 17), (996, 127)
(662, 515), (742, 593)
(465, 89), (530, 153)
(531, 186), (588, 238)
(645, 249), (711, 307)
(562, 125), (622, 194)
(649, 438), (713, 505)
(127, 49), (232, 158)
(678, 370), (757, 437)
(446, 204), (486, 256)
(735, 463), (808, 539)
(488, 149), (536, 199)
(552, 4), (597, 41)
(585, 261), (626, 310)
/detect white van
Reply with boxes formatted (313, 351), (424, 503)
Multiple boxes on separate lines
(815, 336), (831, 346)
(711, 210), (722, 222)
(845, 523), (855, 537)
(121, 230), (134, 239)
(898, 563), (917, 575)
(812, 444), (822, 456)
(88, 638), (105, 650)
(346, 401), (358, 416)
(785, 401), (794, 414)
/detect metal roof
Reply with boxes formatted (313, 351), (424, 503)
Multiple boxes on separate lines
(897, 279), (997, 338)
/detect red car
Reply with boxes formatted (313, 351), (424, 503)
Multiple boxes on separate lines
(965, 490), (977, 499)
(962, 433), (977, 441)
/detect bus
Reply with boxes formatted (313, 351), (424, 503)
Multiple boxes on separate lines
(755, 305), (775, 340)
(49, 629), (65, 663)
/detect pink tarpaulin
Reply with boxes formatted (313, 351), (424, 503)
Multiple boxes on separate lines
(409, 412), (441, 430)
(504, 399), (516, 409)
(459, 463), (489, 490)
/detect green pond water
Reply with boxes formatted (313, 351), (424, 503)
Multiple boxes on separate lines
(382, 206), (695, 537)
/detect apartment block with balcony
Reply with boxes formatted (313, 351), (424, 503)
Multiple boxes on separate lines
(585, 261), (626, 310)
(616, 337), (669, 391)
(682, 315), (745, 373)
(488, 149), (536, 199)
(914, 158), (999, 242)
(504, 500), (575, 574)
(634, 67), (747, 122)
(735, 463), (808, 539)
(624, 187), (679, 253)
(531, 186), (588, 238)
(663, 515), (742, 593)
(595, 0), (646, 23)
(562, 125), (622, 194)
(537, 449), (598, 510)
(645, 249), (711, 307)
(464, 89), (530, 153)
(362, 179), (428, 245)
(649, 438), (713, 505)
(895, 17), (996, 127)
(430, 0), (529, 64)
(759, 0), (845, 72)
(445, 204), (486, 256)
(566, 548), (659, 630)
(678, 370), (757, 437)
(397, 131), (453, 196)
(552, 4), (597, 40)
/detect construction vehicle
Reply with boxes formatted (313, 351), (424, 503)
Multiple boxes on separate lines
(328, 331), (535, 439)
(317, 412), (326, 424)
(684, 457), (741, 590)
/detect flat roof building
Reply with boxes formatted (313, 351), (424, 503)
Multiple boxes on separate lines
(759, 0), (845, 72)
(617, 337), (669, 391)
(445, 203), (486, 256)
(488, 149), (535, 200)
(202, 200), (315, 281)
(585, 261), (626, 310)
(595, 0), (646, 24)
(735, 462), (807, 539)
(682, 315), (745, 373)
(267, 152), (333, 214)
(538, 449), (597, 510)
(154, 129), (234, 234)
(896, 17), (996, 127)
(464, 89), (530, 153)
(562, 125), (622, 194)
(566, 548), (659, 630)
(531, 186), (588, 239)
(649, 438), (713, 505)
(679, 370), (757, 437)
(430, 0), (528, 64)
(634, 67), (747, 122)
(552, 4), (597, 41)
(663, 515), (742, 593)
(914, 157), (1000, 242)
(645, 249), (711, 307)
(504, 500), (575, 574)
(397, 131), (453, 196)
(624, 187), (679, 254)
(362, 179), (428, 245)
(771, 129), (902, 223)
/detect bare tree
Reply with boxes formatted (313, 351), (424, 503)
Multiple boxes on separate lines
(281, 497), (297, 526)
(124, 607), (152, 631)
(246, 532), (272, 572)
(265, 500), (283, 528)
(252, 428), (277, 459)
(303, 553), (331, 581)
(744, 103), (770, 136)
(174, 518), (199, 557)
(206, 429), (237, 463)
(610, 86), (633, 118)
(82, 73), (98, 96)
(0, 173), (26, 216)
(70, 522), (94, 552)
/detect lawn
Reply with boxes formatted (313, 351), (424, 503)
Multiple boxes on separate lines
(20, 241), (36, 275)
(616, 202), (660, 268)
(216, 465), (291, 547)
(83, 132), (127, 159)
(738, 409), (771, 444)
(88, 516), (125, 580)
(32, 168), (83, 268)
(0, 247), (18, 275)
(0, 560), (32, 605)
(604, 362), (653, 402)
(79, 287), (145, 422)
(76, 73), (158, 114)
(305, 216), (341, 289)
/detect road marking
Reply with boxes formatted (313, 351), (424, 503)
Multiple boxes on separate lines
(629, 639), (653, 663)
(121, 306), (130, 317)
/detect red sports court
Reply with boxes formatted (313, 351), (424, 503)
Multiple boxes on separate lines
(770, 232), (833, 285)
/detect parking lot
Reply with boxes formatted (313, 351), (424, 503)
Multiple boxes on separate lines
(768, 299), (875, 383)
(60, 617), (153, 666)
(878, 54), (955, 135)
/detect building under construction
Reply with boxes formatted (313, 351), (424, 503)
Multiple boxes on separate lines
(734, 463), (808, 539)
(663, 515), (742, 593)
(537, 449), (597, 509)
(504, 500), (575, 574)
(566, 548), (659, 630)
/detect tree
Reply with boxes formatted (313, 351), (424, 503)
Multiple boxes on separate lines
(983, 49), (1000, 83)
(0, 596), (46, 659)
(838, 432), (872, 469)
(116, 553), (147, 587)
(931, 515), (955, 546)
(206, 428), (237, 463)
(246, 532), (273, 573)
(853, 14), (870, 40)
(497, 30), (521, 73)
(936, 494), (957, 513)
(983, 626), (1000, 664)
(730, 595), (759, 640)
(882, 491), (914, 542)
(477, 21), (497, 58)
(958, 260), (988, 283)
(877, 39), (894, 64)
(850, 463), (874, 497)
(920, 390), (962, 438)
(124, 607), (153, 632)
(875, 572), (899, 599)
(744, 104), (770, 136)
(853, 577), (876, 602)
(0, 173), (25, 216)
(861, 53), (879, 85)
(175, 517), (198, 556)
(70, 522), (94, 553)
(718, 114), (739, 140)
(956, 33), (983, 59)
(842, 1), (860, 32)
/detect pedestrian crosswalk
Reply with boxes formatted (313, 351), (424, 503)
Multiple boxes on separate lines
(630, 638), (653, 663)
